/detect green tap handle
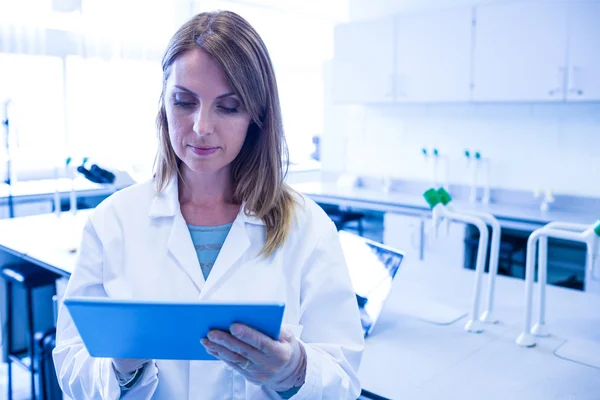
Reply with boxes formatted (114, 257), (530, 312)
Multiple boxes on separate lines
(422, 148), (428, 156)
(475, 151), (481, 160)
(423, 188), (441, 209)
(594, 219), (600, 237)
(436, 187), (452, 206)
(66, 157), (72, 166)
(464, 150), (470, 158)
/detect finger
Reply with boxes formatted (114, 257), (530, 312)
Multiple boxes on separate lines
(278, 326), (295, 343)
(207, 330), (266, 364)
(113, 358), (148, 372)
(230, 323), (282, 355)
(202, 339), (249, 366)
(222, 360), (264, 385)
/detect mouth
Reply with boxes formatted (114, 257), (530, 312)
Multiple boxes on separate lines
(189, 145), (219, 156)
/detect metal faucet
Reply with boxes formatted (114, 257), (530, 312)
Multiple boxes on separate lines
(2, 99), (14, 218)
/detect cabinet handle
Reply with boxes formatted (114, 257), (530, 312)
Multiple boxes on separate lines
(568, 66), (584, 96)
(410, 225), (419, 250)
(548, 66), (566, 96)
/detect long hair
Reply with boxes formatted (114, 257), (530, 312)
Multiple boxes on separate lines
(154, 11), (297, 257)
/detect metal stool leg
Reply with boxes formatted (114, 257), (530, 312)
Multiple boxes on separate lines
(26, 288), (36, 400)
(6, 281), (13, 400)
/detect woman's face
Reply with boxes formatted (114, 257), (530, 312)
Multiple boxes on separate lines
(164, 48), (252, 176)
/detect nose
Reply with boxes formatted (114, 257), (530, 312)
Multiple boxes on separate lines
(192, 106), (214, 136)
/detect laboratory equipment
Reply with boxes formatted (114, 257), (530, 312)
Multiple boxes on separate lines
(53, 160), (62, 217)
(66, 157), (77, 215)
(480, 155), (491, 205)
(424, 188), (489, 333)
(436, 188), (502, 324)
(2, 99), (14, 218)
(464, 150), (479, 203)
(77, 158), (116, 184)
(516, 220), (600, 347)
(422, 148), (449, 190)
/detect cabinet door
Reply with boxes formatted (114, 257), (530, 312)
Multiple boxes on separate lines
(384, 212), (423, 269)
(424, 219), (466, 271)
(14, 200), (53, 217)
(472, 2), (568, 102)
(395, 7), (473, 102)
(333, 17), (395, 103)
(566, 3), (600, 101)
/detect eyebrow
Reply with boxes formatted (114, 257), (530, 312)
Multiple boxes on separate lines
(173, 85), (236, 100)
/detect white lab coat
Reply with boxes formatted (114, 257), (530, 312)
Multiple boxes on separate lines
(53, 176), (364, 400)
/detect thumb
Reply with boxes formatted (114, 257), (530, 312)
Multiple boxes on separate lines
(278, 326), (295, 343)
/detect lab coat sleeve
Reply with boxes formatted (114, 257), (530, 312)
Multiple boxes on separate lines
(52, 218), (159, 399)
(290, 221), (365, 399)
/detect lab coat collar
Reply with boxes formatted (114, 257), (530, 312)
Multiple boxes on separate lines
(150, 174), (265, 297)
(148, 175), (178, 218)
(148, 174), (265, 226)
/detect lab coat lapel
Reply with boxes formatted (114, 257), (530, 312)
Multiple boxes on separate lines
(198, 212), (251, 299)
(150, 176), (205, 294)
(167, 211), (205, 294)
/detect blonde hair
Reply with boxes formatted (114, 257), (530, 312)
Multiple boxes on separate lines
(154, 11), (297, 257)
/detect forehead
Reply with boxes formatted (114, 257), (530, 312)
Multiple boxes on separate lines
(168, 48), (231, 92)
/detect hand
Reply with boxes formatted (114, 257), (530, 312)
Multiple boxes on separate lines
(201, 323), (307, 392)
(111, 358), (149, 378)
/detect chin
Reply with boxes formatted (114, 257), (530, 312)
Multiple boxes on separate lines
(183, 159), (229, 174)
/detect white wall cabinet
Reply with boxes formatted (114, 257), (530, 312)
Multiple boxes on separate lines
(332, 17), (395, 104)
(472, 2), (568, 102)
(566, 2), (600, 101)
(334, 2), (600, 104)
(395, 7), (473, 103)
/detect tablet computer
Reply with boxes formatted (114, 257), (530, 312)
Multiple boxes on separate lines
(63, 297), (285, 360)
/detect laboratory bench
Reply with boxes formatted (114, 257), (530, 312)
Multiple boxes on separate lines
(0, 178), (125, 219)
(0, 211), (599, 399)
(291, 180), (600, 294)
(291, 180), (600, 230)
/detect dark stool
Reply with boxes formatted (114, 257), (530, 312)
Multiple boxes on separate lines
(319, 204), (365, 236)
(2, 264), (58, 400)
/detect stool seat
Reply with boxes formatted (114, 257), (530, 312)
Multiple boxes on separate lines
(319, 204), (365, 236)
(329, 211), (364, 226)
(1, 264), (57, 288)
(2, 263), (57, 400)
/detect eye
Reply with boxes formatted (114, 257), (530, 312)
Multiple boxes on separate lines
(174, 100), (196, 109)
(218, 106), (238, 114)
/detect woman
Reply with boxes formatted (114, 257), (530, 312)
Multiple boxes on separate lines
(53, 10), (364, 399)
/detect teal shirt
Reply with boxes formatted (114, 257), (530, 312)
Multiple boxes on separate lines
(187, 222), (233, 280)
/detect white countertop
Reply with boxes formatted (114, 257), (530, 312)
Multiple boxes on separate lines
(360, 260), (600, 399)
(292, 181), (599, 229)
(0, 210), (90, 275)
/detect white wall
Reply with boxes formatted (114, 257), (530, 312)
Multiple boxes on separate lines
(322, 99), (600, 197)
(323, 0), (600, 198)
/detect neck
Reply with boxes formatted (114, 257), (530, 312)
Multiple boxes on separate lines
(178, 164), (236, 207)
